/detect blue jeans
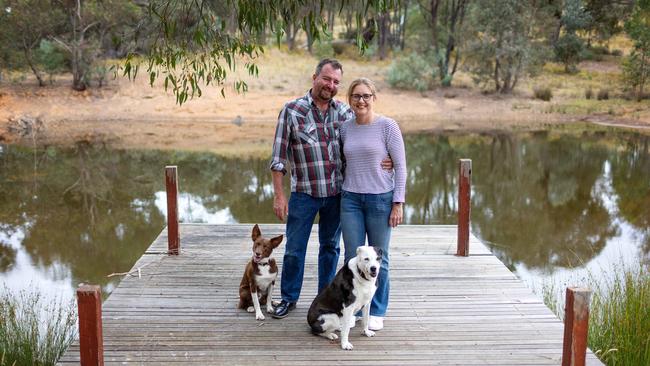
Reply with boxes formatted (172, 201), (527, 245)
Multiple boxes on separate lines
(341, 190), (392, 317)
(280, 192), (341, 303)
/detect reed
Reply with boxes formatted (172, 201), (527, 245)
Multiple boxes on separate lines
(537, 262), (649, 365)
(0, 287), (77, 366)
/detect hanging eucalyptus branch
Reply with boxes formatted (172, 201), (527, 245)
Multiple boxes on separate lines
(123, 0), (398, 105)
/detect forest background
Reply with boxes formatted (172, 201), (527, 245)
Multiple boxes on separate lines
(0, 0), (649, 154)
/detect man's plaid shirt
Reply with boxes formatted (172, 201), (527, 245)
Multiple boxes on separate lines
(270, 91), (353, 198)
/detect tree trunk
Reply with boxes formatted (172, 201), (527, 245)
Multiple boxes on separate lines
(429, 0), (441, 49)
(378, 12), (389, 60)
(24, 48), (46, 87)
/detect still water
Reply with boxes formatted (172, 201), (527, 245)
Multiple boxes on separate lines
(1, 130), (648, 303)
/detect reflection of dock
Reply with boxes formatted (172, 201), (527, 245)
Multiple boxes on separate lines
(59, 224), (602, 365)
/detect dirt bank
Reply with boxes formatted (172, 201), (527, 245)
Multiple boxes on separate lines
(1, 51), (648, 155)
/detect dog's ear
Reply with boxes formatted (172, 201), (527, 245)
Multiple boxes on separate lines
(270, 235), (283, 248)
(252, 224), (261, 241)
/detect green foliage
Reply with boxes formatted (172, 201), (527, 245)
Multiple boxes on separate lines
(465, 0), (550, 93)
(555, 33), (585, 73)
(622, 0), (650, 100)
(0, 287), (77, 366)
(386, 52), (435, 92)
(312, 38), (335, 60)
(36, 40), (66, 83)
(536, 263), (650, 365)
(588, 264), (650, 365)
(554, 0), (591, 73)
(533, 86), (553, 101)
(585, 0), (635, 42)
(130, 0), (399, 105)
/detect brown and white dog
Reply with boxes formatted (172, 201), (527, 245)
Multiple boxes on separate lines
(237, 224), (283, 320)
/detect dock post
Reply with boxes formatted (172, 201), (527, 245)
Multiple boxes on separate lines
(562, 287), (592, 366)
(165, 166), (180, 255)
(456, 159), (472, 256)
(77, 284), (104, 366)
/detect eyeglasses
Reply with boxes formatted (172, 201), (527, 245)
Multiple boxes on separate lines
(351, 94), (374, 102)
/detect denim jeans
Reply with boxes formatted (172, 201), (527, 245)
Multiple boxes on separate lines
(340, 190), (392, 317)
(280, 192), (341, 303)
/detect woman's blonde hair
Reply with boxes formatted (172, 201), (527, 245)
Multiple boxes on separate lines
(347, 77), (377, 104)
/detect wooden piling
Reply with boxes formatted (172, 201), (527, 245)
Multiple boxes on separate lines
(77, 284), (103, 366)
(456, 159), (471, 256)
(562, 287), (592, 366)
(165, 166), (180, 255)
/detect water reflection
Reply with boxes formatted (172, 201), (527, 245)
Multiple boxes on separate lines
(0, 131), (648, 301)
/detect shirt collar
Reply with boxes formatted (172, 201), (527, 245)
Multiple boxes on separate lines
(306, 89), (337, 110)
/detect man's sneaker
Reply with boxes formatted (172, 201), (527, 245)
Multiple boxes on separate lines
(368, 315), (384, 331)
(271, 300), (296, 319)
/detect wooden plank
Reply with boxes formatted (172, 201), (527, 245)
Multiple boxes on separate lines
(58, 225), (603, 365)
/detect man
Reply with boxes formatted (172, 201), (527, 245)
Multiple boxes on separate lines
(269, 58), (349, 318)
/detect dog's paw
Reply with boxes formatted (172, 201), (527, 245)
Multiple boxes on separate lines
(246, 306), (255, 313)
(341, 341), (354, 350)
(256, 313), (265, 321)
(326, 333), (338, 340)
(266, 306), (274, 313)
(363, 329), (375, 337)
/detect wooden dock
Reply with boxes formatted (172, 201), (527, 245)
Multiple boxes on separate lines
(58, 224), (603, 365)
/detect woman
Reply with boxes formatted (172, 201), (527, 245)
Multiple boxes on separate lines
(340, 77), (407, 331)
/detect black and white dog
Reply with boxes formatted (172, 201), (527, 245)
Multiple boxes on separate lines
(307, 245), (382, 350)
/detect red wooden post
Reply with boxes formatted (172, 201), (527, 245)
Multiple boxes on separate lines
(165, 166), (180, 255)
(562, 287), (591, 366)
(77, 285), (104, 366)
(456, 159), (471, 256)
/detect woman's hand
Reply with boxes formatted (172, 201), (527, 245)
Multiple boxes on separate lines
(389, 203), (403, 228)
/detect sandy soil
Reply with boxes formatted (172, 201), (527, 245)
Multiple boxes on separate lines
(1, 50), (648, 155)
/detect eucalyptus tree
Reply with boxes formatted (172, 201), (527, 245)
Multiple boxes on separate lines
(52, 0), (141, 91)
(125, 0), (399, 105)
(585, 0), (635, 43)
(0, 0), (65, 86)
(417, 0), (470, 86)
(554, 0), (592, 73)
(623, 0), (650, 100)
(464, 0), (550, 93)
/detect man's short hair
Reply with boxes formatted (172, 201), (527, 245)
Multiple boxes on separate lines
(315, 58), (343, 76)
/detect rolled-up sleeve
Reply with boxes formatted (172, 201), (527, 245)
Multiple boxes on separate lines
(270, 105), (291, 175)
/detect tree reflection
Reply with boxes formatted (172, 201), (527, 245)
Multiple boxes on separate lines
(404, 132), (621, 273)
(0, 130), (648, 292)
(609, 134), (650, 264)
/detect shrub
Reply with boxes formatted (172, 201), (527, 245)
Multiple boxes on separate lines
(597, 89), (610, 100)
(585, 88), (593, 99)
(312, 40), (335, 60)
(611, 49), (623, 57)
(0, 287), (77, 366)
(386, 52), (436, 92)
(36, 40), (66, 84)
(533, 86), (553, 101)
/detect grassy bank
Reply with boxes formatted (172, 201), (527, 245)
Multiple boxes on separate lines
(538, 263), (650, 365)
(0, 288), (76, 366)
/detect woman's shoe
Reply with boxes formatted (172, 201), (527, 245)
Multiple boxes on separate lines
(368, 315), (384, 331)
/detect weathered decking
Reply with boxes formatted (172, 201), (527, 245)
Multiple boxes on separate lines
(59, 224), (603, 365)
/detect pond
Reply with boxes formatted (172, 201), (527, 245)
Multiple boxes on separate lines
(1, 130), (648, 303)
